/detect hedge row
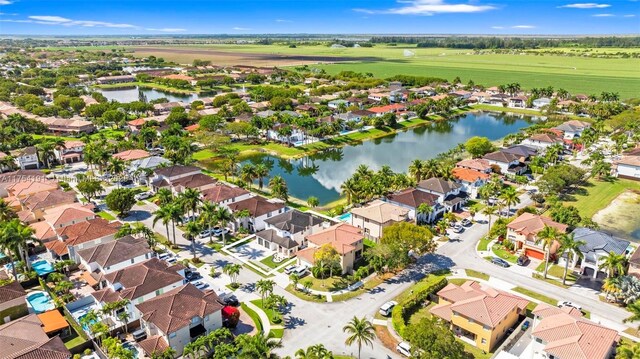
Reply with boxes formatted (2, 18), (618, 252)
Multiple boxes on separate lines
(392, 275), (449, 336)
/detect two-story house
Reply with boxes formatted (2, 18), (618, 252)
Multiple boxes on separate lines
(136, 284), (223, 358)
(451, 168), (491, 199)
(506, 213), (568, 260)
(385, 188), (440, 224)
(255, 209), (326, 257)
(227, 195), (287, 232)
(483, 150), (527, 176)
(151, 165), (202, 192)
(201, 183), (252, 207)
(568, 227), (630, 280)
(416, 177), (466, 213)
(0, 314), (71, 359)
(44, 218), (121, 260)
(297, 223), (364, 274)
(521, 132), (564, 151)
(553, 120), (591, 140)
(0, 281), (28, 323)
(54, 140), (85, 164)
(11, 146), (39, 170)
(350, 200), (409, 242)
(430, 280), (529, 352)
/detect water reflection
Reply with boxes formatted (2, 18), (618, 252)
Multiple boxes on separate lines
(97, 86), (211, 103)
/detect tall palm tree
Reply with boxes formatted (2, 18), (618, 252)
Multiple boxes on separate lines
(168, 204), (185, 247)
(179, 188), (201, 219)
(421, 159), (440, 179)
(223, 263), (241, 284)
(340, 178), (357, 205)
(199, 201), (218, 243)
(269, 175), (288, 202)
(408, 159), (424, 182)
(36, 141), (55, 168)
(0, 201), (16, 222)
(156, 188), (173, 206)
(536, 226), (561, 279)
(599, 251), (628, 278)
(215, 206), (234, 245)
(558, 233), (586, 285)
(624, 301), (640, 330)
(499, 187), (520, 215)
(256, 279), (275, 307)
(482, 206), (497, 236)
(416, 203), (433, 225)
(153, 206), (172, 247)
(240, 164), (256, 189)
(295, 344), (334, 359)
(343, 316), (376, 359)
(185, 221), (201, 260)
(106, 157), (125, 177)
(254, 163), (270, 190)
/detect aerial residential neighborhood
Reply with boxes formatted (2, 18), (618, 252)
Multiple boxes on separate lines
(0, 1), (639, 359)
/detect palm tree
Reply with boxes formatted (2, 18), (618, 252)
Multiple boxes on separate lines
(199, 201), (218, 243)
(482, 206), (497, 236)
(256, 279), (275, 307)
(416, 203), (433, 225)
(214, 205), (234, 245)
(117, 311), (130, 333)
(295, 344), (334, 359)
(179, 188), (201, 218)
(156, 188), (173, 206)
(0, 219), (37, 272)
(599, 251), (628, 278)
(499, 187), (520, 216)
(343, 316), (376, 359)
(408, 159), (424, 182)
(153, 206), (173, 246)
(106, 157), (125, 177)
(240, 163), (256, 189)
(185, 221), (201, 260)
(624, 301), (640, 330)
(223, 263), (241, 284)
(421, 159), (440, 179)
(340, 178), (357, 205)
(290, 273), (300, 290)
(36, 141), (55, 168)
(168, 204), (185, 247)
(0, 201), (16, 222)
(269, 175), (288, 202)
(536, 226), (561, 279)
(254, 163), (270, 190)
(558, 233), (586, 285)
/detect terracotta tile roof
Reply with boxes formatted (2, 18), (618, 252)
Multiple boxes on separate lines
(185, 124), (200, 132)
(532, 302), (583, 319)
(97, 258), (184, 302)
(17, 209), (35, 223)
(113, 149), (150, 161)
(77, 235), (152, 269)
(351, 200), (409, 224)
(6, 181), (58, 198)
(227, 196), (284, 217)
(616, 155), (640, 167)
(135, 283), (223, 334)
(456, 158), (492, 172)
(202, 184), (250, 204)
(163, 74), (194, 81)
(417, 177), (462, 194)
(532, 303), (619, 359)
(507, 213), (568, 236)
(128, 119), (146, 127)
(452, 168), (491, 183)
(22, 190), (77, 211)
(295, 247), (317, 265)
(367, 103), (405, 113)
(171, 173), (217, 190)
(305, 223), (362, 255)
(0, 281), (26, 304)
(45, 218), (121, 256)
(386, 188), (438, 208)
(43, 203), (96, 228)
(138, 335), (169, 357)
(0, 314), (71, 359)
(63, 140), (84, 148)
(37, 310), (69, 334)
(430, 281), (529, 328)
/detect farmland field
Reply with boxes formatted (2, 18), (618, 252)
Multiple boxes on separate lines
(47, 44), (640, 97)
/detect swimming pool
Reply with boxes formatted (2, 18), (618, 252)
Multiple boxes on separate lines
(32, 260), (54, 276)
(78, 313), (98, 332)
(337, 212), (352, 222)
(122, 342), (139, 357)
(26, 291), (55, 313)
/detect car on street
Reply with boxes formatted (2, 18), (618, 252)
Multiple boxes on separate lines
(379, 301), (398, 316)
(134, 192), (152, 201)
(165, 257), (177, 264)
(182, 215), (197, 224)
(283, 265), (297, 275)
(396, 342), (411, 357)
(452, 224), (464, 233)
(521, 320), (530, 331)
(460, 218), (472, 227)
(491, 257), (511, 268)
(517, 255), (530, 266)
(186, 271), (202, 281)
(558, 301), (582, 311)
(222, 295), (240, 307)
(192, 281), (208, 290)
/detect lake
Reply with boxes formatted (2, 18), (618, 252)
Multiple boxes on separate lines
(97, 86), (209, 103)
(242, 111), (537, 205)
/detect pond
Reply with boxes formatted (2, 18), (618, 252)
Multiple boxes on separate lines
(97, 86), (210, 104)
(242, 111), (536, 205)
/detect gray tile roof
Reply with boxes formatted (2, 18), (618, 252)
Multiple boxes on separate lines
(264, 209), (324, 234)
(573, 227), (630, 259)
(256, 229), (299, 249)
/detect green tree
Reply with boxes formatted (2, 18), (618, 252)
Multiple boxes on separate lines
(343, 316), (376, 359)
(380, 222), (435, 269)
(464, 136), (495, 158)
(256, 279), (275, 307)
(405, 317), (466, 359)
(307, 196), (320, 208)
(105, 188), (136, 217)
(77, 179), (104, 202)
(537, 225), (561, 279)
(499, 186), (520, 215)
(223, 263), (242, 284)
(185, 221), (202, 260)
(558, 233), (586, 285)
(295, 344), (334, 359)
(599, 251), (628, 278)
(214, 205), (234, 245)
(623, 301), (640, 331)
(269, 175), (289, 202)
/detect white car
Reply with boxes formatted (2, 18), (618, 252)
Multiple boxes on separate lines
(283, 265), (297, 275)
(199, 229), (213, 239)
(396, 341), (412, 357)
(192, 281), (209, 290)
(379, 301), (398, 317)
(558, 301), (582, 311)
(292, 265), (308, 276)
(134, 192), (152, 201)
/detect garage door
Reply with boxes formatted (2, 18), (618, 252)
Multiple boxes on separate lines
(525, 249), (545, 260)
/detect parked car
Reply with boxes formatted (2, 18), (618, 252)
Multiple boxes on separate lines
(158, 253), (171, 261)
(379, 301), (398, 317)
(134, 192), (152, 201)
(292, 265), (308, 276)
(186, 271), (202, 281)
(165, 257), (177, 264)
(460, 218), (472, 227)
(517, 255), (530, 266)
(452, 224), (464, 233)
(558, 301), (582, 311)
(211, 226), (230, 236)
(192, 281), (208, 290)
(223, 295), (240, 307)
(119, 179), (133, 186)
(199, 229), (213, 239)
(283, 265), (297, 275)
(132, 329), (147, 342)
(396, 342), (412, 357)
(491, 257), (510, 268)
(521, 320), (530, 331)
(183, 215), (197, 224)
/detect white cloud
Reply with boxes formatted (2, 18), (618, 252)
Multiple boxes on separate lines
(592, 13), (614, 16)
(491, 26), (505, 29)
(275, 19), (292, 23)
(0, 1), (13, 5)
(623, 14), (636, 17)
(512, 25), (535, 29)
(353, 0), (495, 16)
(27, 15), (137, 28)
(232, 27), (251, 31)
(558, 3), (611, 8)
(146, 28), (186, 32)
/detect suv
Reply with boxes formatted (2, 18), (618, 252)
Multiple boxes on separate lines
(558, 301), (582, 311)
(460, 218), (472, 227)
(517, 255), (529, 266)
(132, 329), (147, 342)
(452, 224), (464, 233)
(292, 265), (308, 276)
(379, 301), (398, 317)
(223, 295), (240, 307)
(396, 342), (412, 357)
(134, 192), (151, 201)
(491, 257), (510, 268)
(284, 265), (297, 275)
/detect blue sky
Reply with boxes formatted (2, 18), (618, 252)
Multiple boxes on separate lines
(0, 0), (638, 35)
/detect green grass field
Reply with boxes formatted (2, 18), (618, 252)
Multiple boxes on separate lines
(565, 178), (640, 219)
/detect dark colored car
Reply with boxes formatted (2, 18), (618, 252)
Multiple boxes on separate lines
(491, 257), (511, 268)
(186, 271), (202, 281)
(119, 179), (133, 186)
(132, 328), (147, 341)
(521, 320), (530, 331)
(223, 295), (240, 307)
(517, 255), (530, 266)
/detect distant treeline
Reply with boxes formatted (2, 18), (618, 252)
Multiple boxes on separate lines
(370, 36), (640, 49)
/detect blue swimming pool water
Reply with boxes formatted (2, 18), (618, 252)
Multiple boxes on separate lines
(26, 291), (55, 313)
(122, 342), (138, 357)
(32, 260), (54, 276)
(338, 212), (352, 222)
(78, 313), (98, 332)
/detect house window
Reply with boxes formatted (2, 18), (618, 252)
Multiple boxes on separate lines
(535, 338), (543, 344)
(155, 290), (161, 296)
(191, 316), (199, 324)
(169, 332), (176, 338)
(483, 325), (490, 331)
(481, 338), (487, 344)
(131, 259), (134, 264)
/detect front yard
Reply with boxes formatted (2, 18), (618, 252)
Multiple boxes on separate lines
(491, 243), (519, 263)
(535, 263), (578, 282)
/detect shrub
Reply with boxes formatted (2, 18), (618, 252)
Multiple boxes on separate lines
(391, 304), (406, 336)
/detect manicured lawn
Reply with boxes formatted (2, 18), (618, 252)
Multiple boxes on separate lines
(241, 303), (263, 334)
(394, 273), (448, 303)
(270, 328), (284, 339)
(242, 263), (274, 278)
(448, 278), (468, 286)
(96, 211), (116, 221)
(250, 299), (282, 325)
(285, 284), (326, 303)
(408, 302), (436, 325)
(535, 263), (578, 282)
(332, 272), (394, 302)
(259, 255), (286, 269)
(492, 245), (519, 263)
(63, 334), (86, 349)
(477, 237), (491, 251)
(512, 287), (557, 306)
(305, 275), (349, 292)
(471, 104), (545, 116)
(565, 178), (640, 219)
(465, 269), (490, 281)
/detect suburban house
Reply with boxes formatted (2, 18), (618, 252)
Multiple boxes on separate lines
(614, 154), (640, 181)
(227, 195), (287, 232)
(385, 188), (439, 223)
(483, 150), (528, 176)
(201, 183), (252, 206)
(44, 218), (121, 260)
(522, 132), (564, 151)
(255, 209), (326, 257)
(350, 200), (409, 242)
(2, 178), (58, 200)
(135, 284), (224, 358)
(553, 120), (592, 139)
(0, 281), (27, 323)
(113, 149), (150, 162)
(417, 177), (467, 213)
(128, 156), (171, 183)
(0, 313), (71, 359)
(502, 144), (538, 159)
(629, 249), (640, 278)
(91, 258), (186, 325)
(53, 140), (85, 164)
(508, 96), (527, 108)
(38, 117), (95, 134)
(18, 189), (77, 223)
(77, 235), (155, 285)
(328, 99), (350, 109)
(96, 75), (135, 84)
(42, 203), (97, 229)
(452, 167), (491, 199)
(151, 165), (206, 192)
(430, 280), (529, 352)
(456, 158), (493, 174)
(11, 146), (39, 170)
(532, 97), (551, 109)
(530, 303), (619, 359)
(506, 213), (568, 260)
(297, 223), (364, 274)
(567, 227), (630, 280)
